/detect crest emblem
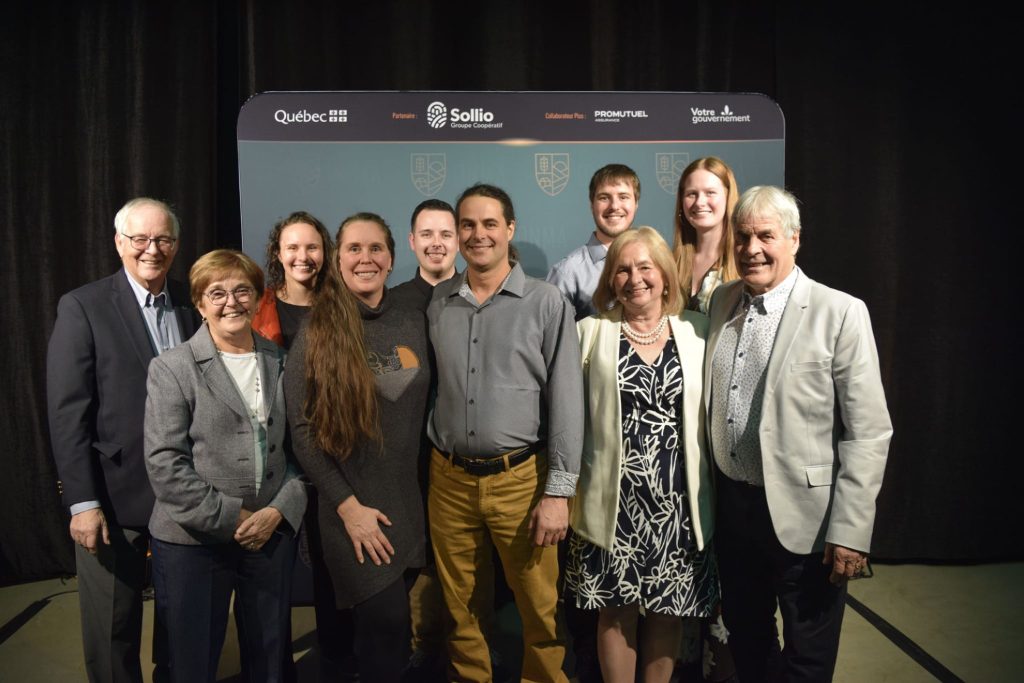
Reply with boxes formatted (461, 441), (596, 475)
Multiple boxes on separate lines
(655, 153), (690, 194)
(411, 153), (446, 197)
(535, 153), (570, 197)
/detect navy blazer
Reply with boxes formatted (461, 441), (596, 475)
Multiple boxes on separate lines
(46, 270), (200, 527)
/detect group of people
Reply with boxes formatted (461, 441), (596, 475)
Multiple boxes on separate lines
(47, 157), (892, 683)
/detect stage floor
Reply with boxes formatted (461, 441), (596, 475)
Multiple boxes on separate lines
(1, 562), (1021, 681)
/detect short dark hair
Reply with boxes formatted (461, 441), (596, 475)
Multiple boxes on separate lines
(410, 199), (455, 231)
(588, 164), (641, 202)
(455, 183), (515, 225)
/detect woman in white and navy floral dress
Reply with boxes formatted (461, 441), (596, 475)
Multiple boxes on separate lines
(567, 228), (718, 683)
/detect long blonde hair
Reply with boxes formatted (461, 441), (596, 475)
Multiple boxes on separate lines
(672, 157), (740, 306)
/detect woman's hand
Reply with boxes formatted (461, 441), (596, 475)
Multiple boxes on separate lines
(337, 496), (394, 566)
(234, 507), (283, 551)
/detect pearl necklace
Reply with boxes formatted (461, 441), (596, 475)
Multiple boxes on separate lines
(622, 315), (668, 345)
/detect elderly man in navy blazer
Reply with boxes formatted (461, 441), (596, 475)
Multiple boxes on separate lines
(705, 186), (892, 682)
(47, 197), (198, 683)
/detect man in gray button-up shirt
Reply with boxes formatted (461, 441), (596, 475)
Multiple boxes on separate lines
(427, 183), (583, 682)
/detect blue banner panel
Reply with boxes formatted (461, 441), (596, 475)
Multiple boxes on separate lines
(238, 91), (785, 280)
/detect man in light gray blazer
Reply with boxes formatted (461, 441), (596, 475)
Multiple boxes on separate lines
(705, 186), (892, 682)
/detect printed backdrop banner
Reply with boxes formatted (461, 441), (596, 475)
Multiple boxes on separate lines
(237, 91), (785, 281)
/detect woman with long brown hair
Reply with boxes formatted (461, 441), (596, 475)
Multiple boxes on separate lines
(673, 157), (740, 314)
(252, 211), (333, 349)
(283, 212), (430, 683)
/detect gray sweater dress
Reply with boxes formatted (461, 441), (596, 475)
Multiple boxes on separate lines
(284, 292), (431, 608)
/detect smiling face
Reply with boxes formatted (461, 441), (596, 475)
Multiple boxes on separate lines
(591, 180), (638, 244)
(458, 195), (514, 275)
(338, 219), (393, 307)
(735, 215), (800, 295)
(409, 209), (458, 284)
(196, 271), (256, 348)
(115, 203), (178, 294)
(613, 241), (665, 317)
(682, 168), (728, 235)
(278, 222), (324, 290)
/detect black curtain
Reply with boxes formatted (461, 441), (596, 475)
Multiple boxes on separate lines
(1, 1), (1010, 582)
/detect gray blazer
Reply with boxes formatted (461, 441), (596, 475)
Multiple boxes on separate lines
(144, 324), (306, 545)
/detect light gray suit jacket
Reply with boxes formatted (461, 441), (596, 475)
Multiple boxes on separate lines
(705, 272), (892, 555)
(144, 324), (306, 545)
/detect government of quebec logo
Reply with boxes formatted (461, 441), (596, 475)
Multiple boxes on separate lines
(426, 101), (448, 129)
(273, 108), (347, 125)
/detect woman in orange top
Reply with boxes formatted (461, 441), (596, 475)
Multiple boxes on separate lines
(252, 211), (333, 349)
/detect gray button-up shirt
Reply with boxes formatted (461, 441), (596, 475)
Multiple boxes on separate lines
(427, 263), (584, 497)
(711, 267), (800, 486)
(546, 233), (607, 320)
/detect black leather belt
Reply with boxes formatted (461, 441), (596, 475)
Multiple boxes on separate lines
(437, 443), (544, 476)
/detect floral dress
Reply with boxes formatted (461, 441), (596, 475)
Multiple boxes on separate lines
(566, 335), (719, 616)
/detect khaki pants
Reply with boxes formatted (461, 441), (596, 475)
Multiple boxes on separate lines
(429, 449), (566, 683)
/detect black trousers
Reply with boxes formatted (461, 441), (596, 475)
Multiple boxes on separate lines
(715, 470), (847, 683)
(350, 569), (419, 683)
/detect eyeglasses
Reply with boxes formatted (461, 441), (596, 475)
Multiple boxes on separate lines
(203, 287), (254, 306)
(121, 233), (177, 251)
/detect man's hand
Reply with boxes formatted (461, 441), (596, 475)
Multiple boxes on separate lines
(337, 496), (395, 566)
(824, 542), (867, 585)
(528, 495), (568, 547)
(70, 508), (109, 555)
(234, 507), (283, 551)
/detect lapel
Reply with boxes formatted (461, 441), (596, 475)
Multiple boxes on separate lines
(762, 272), (813, 405)
(190, 324), (254, 422)
(254, 334), (283, 418)
(704, 281), (743, 409)
(669, 315), (702, 417)
(110, 272), (157, 371)
(168, 278), (199, 340)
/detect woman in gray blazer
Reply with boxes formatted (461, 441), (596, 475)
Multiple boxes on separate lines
(144, 249), (306, 683)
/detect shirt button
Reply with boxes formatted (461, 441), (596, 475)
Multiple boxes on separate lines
(473, 338), (478, 343)
(738, 352), (744, 358)
(727, 418), (733, 424)
(266, 471), (274, 479)
(269, 444), (276, 452)
(469, 399), (475, 405)
(267, 417), (274, 426)
(747, 318), (753, 323)
(730, 451), (737, 458)
(471, 368), (476, 374)
(731, 384), (738, 390)
(469, 430), (476, 436)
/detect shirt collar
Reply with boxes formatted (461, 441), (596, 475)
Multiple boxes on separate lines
(124, 268), (172, 308)
(455, 262), (525, 302)
(585, 233), (609, 264)
(743, 266), (800, 314)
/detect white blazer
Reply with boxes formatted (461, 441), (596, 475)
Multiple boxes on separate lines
(571, 309), (714, 551)
(705, 273), (892, 554)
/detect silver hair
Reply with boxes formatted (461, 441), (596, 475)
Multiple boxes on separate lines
(113, 197), (180, 238)
(733, 186), (801, 238)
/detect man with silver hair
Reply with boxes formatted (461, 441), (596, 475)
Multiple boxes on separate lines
(704, 186), (892, 681)
(47, 197), (199, 682)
